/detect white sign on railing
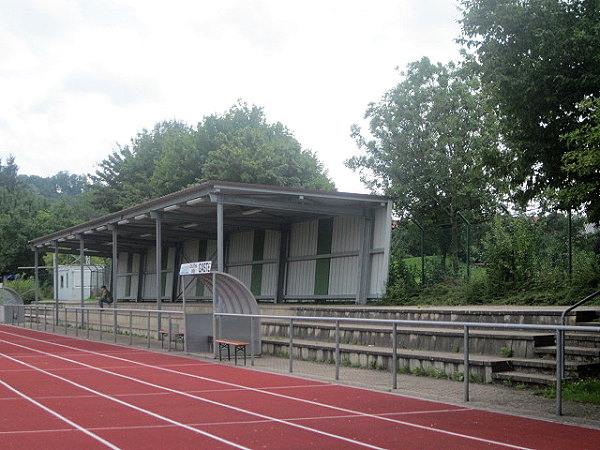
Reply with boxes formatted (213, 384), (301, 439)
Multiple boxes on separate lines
(179, 261), (212, 276)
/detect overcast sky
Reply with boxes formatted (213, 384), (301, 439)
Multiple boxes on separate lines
(0, 0), (463, 193)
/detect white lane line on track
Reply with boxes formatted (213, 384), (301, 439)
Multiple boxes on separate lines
(0, 328), (532, 450)
(0, 353), (250, 450)
(0, 380), (121, 450)
(0, 408), (474, 437)
(0, 339), (386, 450)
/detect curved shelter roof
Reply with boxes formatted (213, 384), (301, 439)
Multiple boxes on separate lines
(0, 287), (23, 305)
(196, 272), (260, 315)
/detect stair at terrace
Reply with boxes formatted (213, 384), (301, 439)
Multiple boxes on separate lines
(258, 306), (600, 385)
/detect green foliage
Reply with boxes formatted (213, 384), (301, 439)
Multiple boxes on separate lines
(19, 171), (89, 201)
(0, 156), (46, 273)
(560, 97), (600, 223)
(571, 249), (600, 289)
(483, 216), (540, 288)
(91, 102), (335, 212)
(383, 244), (419, 302)
(500, 346), (513, 358)
(460, 0), (600, 207)
(347, 57), (502, 270)
(4, 277), (34, 303)
(539, 378), (600, 404)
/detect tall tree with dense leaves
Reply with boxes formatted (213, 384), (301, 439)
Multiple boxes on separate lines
(20, 171), (89, 201)
(91, 103), (334, 212)
(459, 0), (600, 209)
(0, 157), (44, 273)
(560, 97), (600, 223)
(90, 120), (198, 211)
(347, 58), (502, 270)
(201, 104), (334, 189)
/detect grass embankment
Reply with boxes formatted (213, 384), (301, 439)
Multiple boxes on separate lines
(380, 256), (600, 306)
(538, 379), (600, 405)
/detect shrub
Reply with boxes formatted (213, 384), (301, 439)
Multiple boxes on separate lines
(4, 276), (38, 304)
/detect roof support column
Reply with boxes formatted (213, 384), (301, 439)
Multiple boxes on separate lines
(33, 247), (39, 302)
(216, 194), (224, 272)
(381, 200), (394, 290)
(151, 212), (163, 315)
(79, 235), (85, 309)
(357, 213), (374, 305)
(275, 226), (289, 304)
(110, 225), (118, 309)
(53, 242), (59, 324)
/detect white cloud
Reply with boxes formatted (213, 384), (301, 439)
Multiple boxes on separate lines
(0, 0), (463, 192)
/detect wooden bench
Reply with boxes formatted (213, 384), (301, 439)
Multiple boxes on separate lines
(159, 330), (185, 350)
(215, 339), (249, 365)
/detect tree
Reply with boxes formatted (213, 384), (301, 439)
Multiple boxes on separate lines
(21, 171), (90, 201)
(201, 104), (334, 189)
(459, 0), (600, 209)
(347, 57), (502, 271)
(560, 97), (600, 223)
(91, 103), (334, 212)
(0, 157), (44, 273)
(90, 120), (198, 211)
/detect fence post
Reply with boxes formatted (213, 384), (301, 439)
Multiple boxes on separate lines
(114, 308), (118, 343)
(464, 325), (470, 402)
(99, 310), (103, 341)
(87, 309), (90, 339)
(75, 309), (79, 337)
(556, 329), (563, 416)
(335, 320), (340, 380)
(289, 318), (294, 373)
(392, 322), (398, 389)
(250, 315), (255, 367)
(146, 311), (151, 348)
(167, 315), (172, 352)
(64, 308), (68, 335)
(129, 310), (133, 345)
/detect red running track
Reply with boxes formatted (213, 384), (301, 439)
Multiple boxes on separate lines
(0, 325), (598, 449)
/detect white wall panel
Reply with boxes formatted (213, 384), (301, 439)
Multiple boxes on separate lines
(261, 263), (278, 296)
(182, 240), (198, 263)
(229, 231), (254, 263)
(332, 216), (361, 253)
(228, 265), (252, 287)
(329, 256), (359, 295)
(289, 220), (318, 257)
(373, 207), (389, 249)
(264, 230), (280, 259)
(369, 253), (386, 297)
(145, 248), (156, 272)
(286, 260), (315, 296)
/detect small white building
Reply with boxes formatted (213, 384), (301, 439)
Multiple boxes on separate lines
(57, 265), (106, 301)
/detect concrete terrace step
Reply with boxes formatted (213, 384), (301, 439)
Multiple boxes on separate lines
(535, 345), (600, 359)
(261, 319), (555, 358)
(564, 331), (600, 348)
(506, 357), (600, 378)
(262, 304), (600, 326)
(492, 371), (558, 386)
(261, 337), (511, 382)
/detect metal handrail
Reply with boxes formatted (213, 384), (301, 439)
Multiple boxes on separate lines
(216, 311), (600, 417)
(557, 289), (600, 403)
(560, 289), (600, 326)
